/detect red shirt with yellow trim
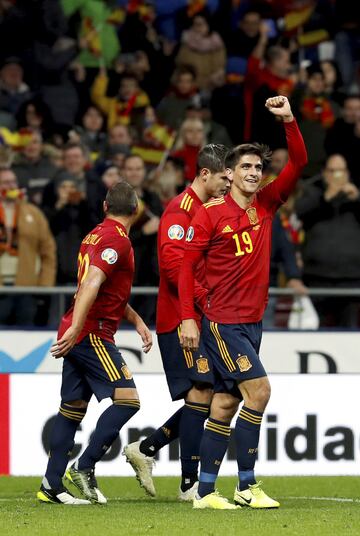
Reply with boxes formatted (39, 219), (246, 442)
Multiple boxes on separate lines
(58, 218), (134, 343)
(179, 119), (307, 324)
(156, 185), (207, 333)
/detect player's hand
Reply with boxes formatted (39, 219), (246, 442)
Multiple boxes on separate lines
(265, 96), (293, 122)
(180, 319), (200, 352)
(51, 326), (79, 358)
(135, 320), (153, 353)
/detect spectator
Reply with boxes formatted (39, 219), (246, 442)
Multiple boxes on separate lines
(106, 124), (133, 151)
(185, 100), (232, 146)
(12, 130), (60, 206)
(175, 12), (226, 92)
(295, 154), (360, 327)
(156, 65), (199, 130)
(16, 96), (54, 141)
(91, 67), (150, 131)
(123, 154), (163, 323)
(263, 213), (308, 329)
(325, 95), (360, 183)
(101, 165), (123, 190)
(243, 22), (294, 143)
(42, 142), (95, 220)
(226, 9), (264, 59)
(172, 117), (206, 182)
(210, 56), (247, 144)
(0, 167), (56, 326)
(44, 177), (91, 285)
(292, 63), (338, 177)
(320, 60), (344, 105)
(70, 105), (107, 155)
(0, 57), (31, 117)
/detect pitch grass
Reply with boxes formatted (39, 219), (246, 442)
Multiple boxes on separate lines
(0, 476), (359, 536)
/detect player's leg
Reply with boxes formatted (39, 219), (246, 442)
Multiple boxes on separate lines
(178, 382), (212, 500)
(124, 329), (212, 499)
(231, 324), (279, 508)
(37, 354), (91, 504)
(65, 335), (140, 503)
(193, 391), (239, 510)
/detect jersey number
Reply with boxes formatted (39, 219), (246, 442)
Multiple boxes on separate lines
(77, 252), (90, 284)
(232, 232), (253, 256)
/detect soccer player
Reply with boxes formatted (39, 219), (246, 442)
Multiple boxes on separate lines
(179, 96), (307, 509)
(37, 182), (152, 505)
(123, 145), (231, 500)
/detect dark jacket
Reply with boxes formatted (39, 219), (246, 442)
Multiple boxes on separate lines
(295, 177), (360, 279)
(270, 214), (301, 287)
(44, 200), (91, 284)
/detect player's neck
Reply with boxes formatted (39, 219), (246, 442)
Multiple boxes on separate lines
(190, 178), (210, 203)
(105, 214), (131, 233)
(230, 189), (255, 209)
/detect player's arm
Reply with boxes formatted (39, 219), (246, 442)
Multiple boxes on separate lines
(51, 265), (106, 358)
(178, 209), (212, 351)
(160, 211), (209, 309)
(263, 96), (308, 205)
(124, 304), (152, 353)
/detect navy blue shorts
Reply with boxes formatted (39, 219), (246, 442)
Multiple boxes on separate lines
(201, 317), (267, 396)
(61, 333), (136, 403)
(158, 327), (214, 401)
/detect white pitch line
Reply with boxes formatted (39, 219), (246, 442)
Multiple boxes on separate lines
(280, 496), (360, 504)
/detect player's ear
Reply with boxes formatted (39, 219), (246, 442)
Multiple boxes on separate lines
(200, 167), (210, 182)
(103, 200), (108, 214)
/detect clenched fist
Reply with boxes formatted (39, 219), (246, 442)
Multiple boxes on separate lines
(265, 96), (294, 122)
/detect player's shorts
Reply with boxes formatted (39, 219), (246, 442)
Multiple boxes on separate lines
(158, 326), (214, 401)
(61, 333), (136, 403)
(201, 317), (267, 396)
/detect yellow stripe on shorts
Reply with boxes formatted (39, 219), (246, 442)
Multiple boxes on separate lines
(209, 322), (236, 372)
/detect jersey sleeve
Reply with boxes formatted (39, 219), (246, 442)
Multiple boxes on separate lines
(259, 119), (308, 211)
(159, 209), (191, 287)
(91, 235), (130, 278)
(179, 207), (213, 320)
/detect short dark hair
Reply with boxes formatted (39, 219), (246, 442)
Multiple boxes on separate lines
(225, 143), (272, 170)
(197, 143), (229, 174)
(105, 181), (138, 216)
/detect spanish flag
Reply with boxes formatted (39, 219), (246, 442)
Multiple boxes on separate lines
(0, 128), (34, 150)
(283, 3), (314, 32)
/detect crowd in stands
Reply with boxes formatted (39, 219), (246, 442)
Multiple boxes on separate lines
(0, 0), (359, 328)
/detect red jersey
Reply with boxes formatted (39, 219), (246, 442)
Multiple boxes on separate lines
(156, 185), (207, 333)
(179, 120), (307, 324)
(58, 218), (134, 343)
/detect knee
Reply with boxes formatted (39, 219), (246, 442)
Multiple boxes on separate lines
(210, 393), (239, 422)
(186, 383), (213, 405)
(243, 379), (271, 411)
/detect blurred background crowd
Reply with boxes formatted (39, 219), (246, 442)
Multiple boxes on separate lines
(0, 0), (359, 329)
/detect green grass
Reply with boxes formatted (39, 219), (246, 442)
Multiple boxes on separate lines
(0, 476), (359, 536)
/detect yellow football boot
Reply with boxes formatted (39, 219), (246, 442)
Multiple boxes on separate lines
(234, 481), (280, 508)
(193, 490), (241, 510)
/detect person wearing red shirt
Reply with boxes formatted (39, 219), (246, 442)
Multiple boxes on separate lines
(124, 144), (231, 501)
(179, 96), (307, 510)
(37, 182), (152, 506)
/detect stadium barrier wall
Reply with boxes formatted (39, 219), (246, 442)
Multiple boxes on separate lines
(1, 329), (360, 373)
(1, 373), (360, 477)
